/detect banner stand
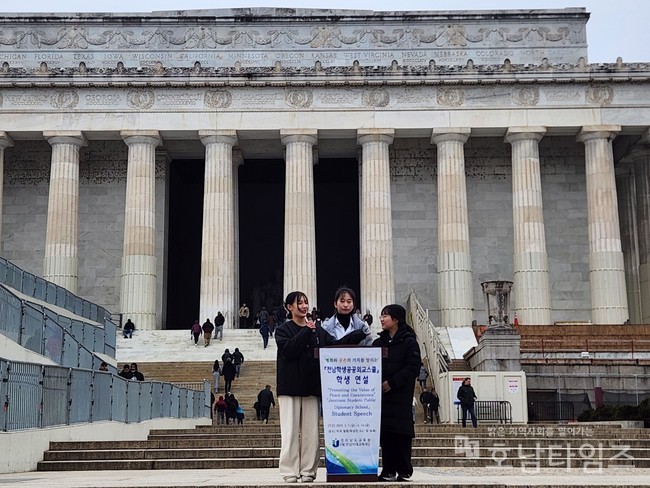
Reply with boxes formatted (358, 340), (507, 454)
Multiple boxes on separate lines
(318, 346), (383, 483)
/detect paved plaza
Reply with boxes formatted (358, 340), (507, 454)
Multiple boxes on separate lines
(1, 467), (650, 487)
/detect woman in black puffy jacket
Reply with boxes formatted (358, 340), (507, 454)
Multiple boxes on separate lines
(372, 304), (421, 482)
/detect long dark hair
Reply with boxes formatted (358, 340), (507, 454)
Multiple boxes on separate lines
(380, 304), (416, 336)
(334, 286), (356, 304)
(284, 291), (308, 320)
(333, 286), (357, 313)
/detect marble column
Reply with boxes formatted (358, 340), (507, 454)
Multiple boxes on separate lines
(120, 131), (161, 330)
(505, 127), (552, 325)
(0, 132), (14, 250)
(431, 128), (473, 327)
(577, 126), (629, 324)
(616, 168), (641, 323)
(631, 132), (650, 323)
(42, 131), (87, 293)
(198, 130), (237, 328)
(281, 130), (318, 305)
(357, 129), (395, 318)
(233, 149), (243, 329)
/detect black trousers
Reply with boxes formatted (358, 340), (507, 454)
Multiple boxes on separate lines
(379, 430), (413, 478)
(259, 405), (270, 421)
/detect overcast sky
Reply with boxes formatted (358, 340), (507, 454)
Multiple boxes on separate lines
(2, 0), (645, 63)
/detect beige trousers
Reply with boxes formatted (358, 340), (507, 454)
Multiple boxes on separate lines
(278, 395), (320, 480)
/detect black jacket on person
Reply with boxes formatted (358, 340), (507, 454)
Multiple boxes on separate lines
(222, 359), (236, 381)
(202, 320), (214, 333)
(457, 384), (477, 406)
(225, 395), (239, 418)
(257, 387), (276, 408)
(275, 320), (367, 397)
(214, 314), (225, 327)
(233, 350), (244, 365)
(372, 324), (421, 437)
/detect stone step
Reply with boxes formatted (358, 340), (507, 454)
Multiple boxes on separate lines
(42, 445), (649, 462)
(36, 455), (645, 471)
(49, 436), (650, 451)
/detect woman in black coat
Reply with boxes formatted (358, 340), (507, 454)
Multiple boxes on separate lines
(372, 304), (421, 482)
(225, 392), (239, 425)
(222, 357), (236, 394)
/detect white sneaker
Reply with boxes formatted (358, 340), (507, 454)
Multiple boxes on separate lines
(301, 475), (314, 483)
(283, 476), (298, 483)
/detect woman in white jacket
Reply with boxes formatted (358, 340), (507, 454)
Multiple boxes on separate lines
(321, 287), (373, 346)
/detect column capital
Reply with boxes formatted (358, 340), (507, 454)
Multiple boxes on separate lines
(577, 125), (621, 143)
(0, 131), (14, 149)
(430, 128), (470, 145)
(280, 129), (318, 146)
(199, 130), (238, 147)
(43, 131), (87, 147)
(504, 127), (546, 144)
(357, 128), (394, 145)
(120, 130), (161, 147)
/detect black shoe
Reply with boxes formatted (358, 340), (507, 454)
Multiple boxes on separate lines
(378, 473), (397, 481)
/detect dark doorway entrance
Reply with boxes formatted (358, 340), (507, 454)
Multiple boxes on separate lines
(165, 159), (204, 330)
(237, 158), (360, 323)
(238, 159), (285, 326)
(314, 159), (360, 317)
(165, 156), (361, 330)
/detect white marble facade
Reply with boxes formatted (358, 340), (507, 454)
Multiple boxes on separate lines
(0, 8), (649, 328)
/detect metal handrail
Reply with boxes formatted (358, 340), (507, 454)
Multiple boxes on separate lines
(456, 400), (513, 424)
(407, 292), (450, 390)
(0, 358), (210, 432)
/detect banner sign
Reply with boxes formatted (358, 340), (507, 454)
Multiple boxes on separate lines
(319, 346), (382, 482)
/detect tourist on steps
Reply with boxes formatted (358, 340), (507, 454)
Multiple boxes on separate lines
(212, 359), (221, 394)
(257, 384), (275, 423)
(214, 312), (225, 341)
(123, 319), (135, 339)
(202, 318), (214, 347)
(190, 320), (202, 346)
(457, 377), (478, 428)
(222, 357), (236, 394)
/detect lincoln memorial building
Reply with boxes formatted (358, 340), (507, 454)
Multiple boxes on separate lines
(0, 7), (648, 330)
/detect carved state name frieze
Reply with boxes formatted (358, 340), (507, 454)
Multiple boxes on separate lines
(0, 84), (641, 113)
(0, 16), (587, 68)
